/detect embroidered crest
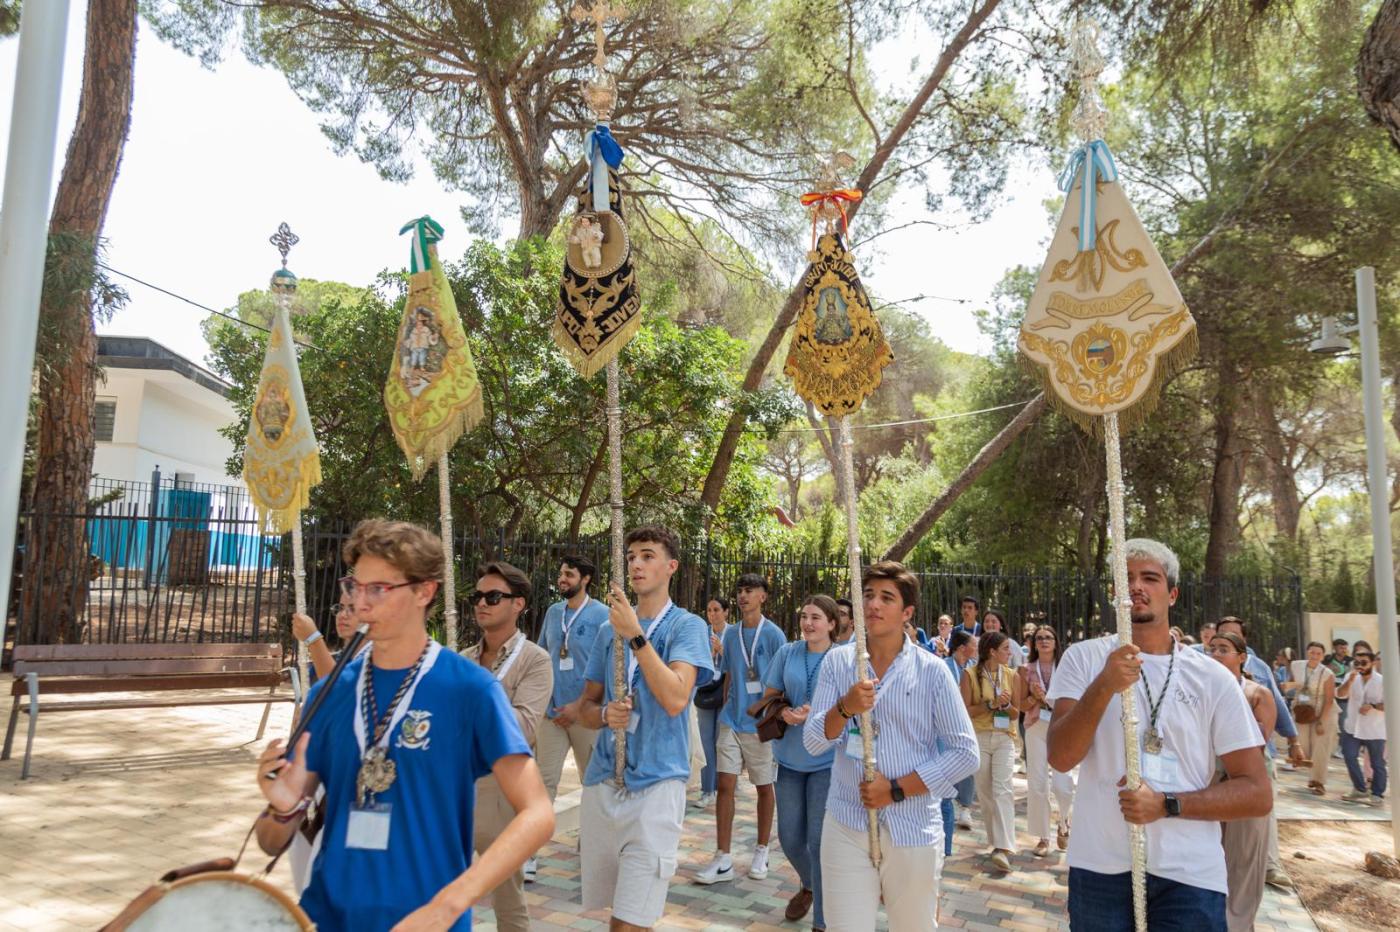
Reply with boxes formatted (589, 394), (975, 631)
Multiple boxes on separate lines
(395, 709), (432, 750)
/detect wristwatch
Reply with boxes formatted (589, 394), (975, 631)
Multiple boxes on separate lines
(889, 778), (906, 804)
(629, 633), (648, 652)
(1163, 793), (1181, 818)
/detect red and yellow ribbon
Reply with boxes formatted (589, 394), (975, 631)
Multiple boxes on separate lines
(800, 188), (863, 249)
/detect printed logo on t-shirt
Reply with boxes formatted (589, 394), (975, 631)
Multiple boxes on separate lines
(395, 709), (433, 750)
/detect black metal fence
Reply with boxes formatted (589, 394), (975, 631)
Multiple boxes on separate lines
(7, 490), (1305, 666)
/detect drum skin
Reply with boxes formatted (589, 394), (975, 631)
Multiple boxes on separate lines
(109, 871), (313, 931)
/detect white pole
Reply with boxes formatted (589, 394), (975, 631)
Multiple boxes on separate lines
(0, 0), (75, 631)
(1354, 266), (1400, 858)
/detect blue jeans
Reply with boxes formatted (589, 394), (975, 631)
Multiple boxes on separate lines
(955, 774), (975, 807)
(1068, 868), (1226, 931)
(697, 704), (720, 794)
(775, 764), (830, 927)
(1342, 732), (1388, 797)
(940, 798), (955, 856)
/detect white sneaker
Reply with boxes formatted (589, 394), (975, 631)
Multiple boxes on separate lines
(523, 856), (537, 882)
(695, 852), (733, 884)
(748, 844), (770, 880)
(956, 804), (973, 830)
(698, 791), (717, 809)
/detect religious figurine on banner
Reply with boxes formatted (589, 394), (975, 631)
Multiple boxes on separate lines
(784, 153), (893, 417)
(384, 216), (485, 480)
(552, 1), (642, 379)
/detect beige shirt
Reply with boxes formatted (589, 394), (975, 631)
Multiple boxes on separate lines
(461, 629), (553, 748)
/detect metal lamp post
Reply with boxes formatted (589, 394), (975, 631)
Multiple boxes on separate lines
(1312, 266), (1400, 858)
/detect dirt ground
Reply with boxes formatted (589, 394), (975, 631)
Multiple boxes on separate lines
(1280, 819), (1400, 931)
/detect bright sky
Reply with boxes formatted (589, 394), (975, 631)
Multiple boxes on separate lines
(0, 5), (1052, 368)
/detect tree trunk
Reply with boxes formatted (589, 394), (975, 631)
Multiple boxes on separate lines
(1203, 372), (1246, 580)
(882, 393), (1047, 563)
(21, 0), (138, 645)
(1253, 386), (1301, 541)
(1076, 452), (1105, 575)
(567, 435), (609, 542)
(1359, 0), (1400, 152)
(697, 0), (1005, 521)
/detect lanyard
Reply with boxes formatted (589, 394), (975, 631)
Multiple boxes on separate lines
(738, 619), (767, 675)
(981, 665), (1008, 709)
(801, 645), (829, 701)
(353, 640), (441, 761)
(1032, 659), (1053, 691)
(1138, 645), (1177, 736)
(627, 601), (673, 690)
(560, 596), (590, 650)
(484, 630), (524, 682)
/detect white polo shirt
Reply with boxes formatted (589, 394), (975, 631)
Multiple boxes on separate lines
(1344, 671), (1386, 740)
(1047, 635), (1262, 895)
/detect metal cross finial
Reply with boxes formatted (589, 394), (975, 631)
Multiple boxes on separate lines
(1069, 19), (1109, 143)
(571, 0), (624, 68)
(269, 222), (300, 268)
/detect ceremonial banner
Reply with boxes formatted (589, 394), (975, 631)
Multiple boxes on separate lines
(784, 229), (893, 417)
(244, 268), (321, 534)
(1018, 140), (1197, 434)
(385, 217), (484, 479)
(553, 161), (642, 379)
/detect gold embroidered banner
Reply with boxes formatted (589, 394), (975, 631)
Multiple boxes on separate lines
(1019, 161), (1197, 434)
(385, 217), (484, 480)
(553, 167), (642, 379)
(244, 275), (321, 534)
(784, 231), (893, 417)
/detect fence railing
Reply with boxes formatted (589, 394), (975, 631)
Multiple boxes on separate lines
(6, 507), (1305, 666)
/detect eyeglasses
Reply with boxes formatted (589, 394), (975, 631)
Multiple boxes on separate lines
(1035, 635), (1056, 642)
(330, 604), (357, 617)
(1355, 655), (1375, 662)
(469, 589), (515, 606)
(1208, 645), (1240, 656)
(339, 576), (418, 602)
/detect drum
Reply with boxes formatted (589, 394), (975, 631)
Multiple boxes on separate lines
(102, 860), (313, 931)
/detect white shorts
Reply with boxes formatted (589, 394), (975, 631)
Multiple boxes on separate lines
(580, 779), (686, 926)
(716, 724), (777, 785)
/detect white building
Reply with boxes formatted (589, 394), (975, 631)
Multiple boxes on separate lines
(92, 335), (243, 493)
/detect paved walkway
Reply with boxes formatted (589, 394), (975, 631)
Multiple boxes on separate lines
(0, 694), (1368, 930)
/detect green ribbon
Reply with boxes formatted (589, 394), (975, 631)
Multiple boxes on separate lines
(399, 216), (444, 273)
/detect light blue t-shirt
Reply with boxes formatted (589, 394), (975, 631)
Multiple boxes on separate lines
(300, 648), (529, 930)
(762, 640), (836, 772)
(582, 604), (715, 791)
(540, 595), (609, 717)
(718, 618), (787, 733)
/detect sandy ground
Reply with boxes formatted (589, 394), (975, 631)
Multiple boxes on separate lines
(1280, 819), (1400, 931)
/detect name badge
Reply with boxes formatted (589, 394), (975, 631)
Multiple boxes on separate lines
(1039, 708), (1053, 724)
(346, 802), (392, 850)
(993, 711), (1011, 730)
(844, 728), (870, 761)
(627, 711), (640, 734)
(1141, 748), (1184, 790)
(746, 679), (763, 695)
(558, 656), (575, 672)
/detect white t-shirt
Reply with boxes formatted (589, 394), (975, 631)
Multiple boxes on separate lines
(1344, 671), (1386, 740)
(1047, 635), (1263, 895)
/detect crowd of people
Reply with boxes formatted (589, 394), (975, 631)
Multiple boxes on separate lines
(260, 519), (1379, 931)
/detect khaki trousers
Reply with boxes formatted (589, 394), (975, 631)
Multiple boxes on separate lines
(820, 814), (943, 932)
(975, 730), (1018, 852)
(473, 778), (530, 932)
(536, 716), (598, 802)
(1222, 811), (1269, 931)
(1298, 712), (1338, 788)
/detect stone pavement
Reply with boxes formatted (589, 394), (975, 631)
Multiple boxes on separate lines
(0, 693), (1370, 931)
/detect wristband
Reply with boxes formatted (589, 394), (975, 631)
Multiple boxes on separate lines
(302, 630), (323, 647)
(837, 697), (854, 719)
(265, 795), (313, 823)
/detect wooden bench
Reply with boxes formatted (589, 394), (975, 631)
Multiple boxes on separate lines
(2, 642), (302, 779)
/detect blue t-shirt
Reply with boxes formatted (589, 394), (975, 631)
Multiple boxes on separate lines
(718, 618), (787, 733)
(540, 595), (609, 717)
(762, 640), (836, 772)
(582, 604), (715, 791)
(299, 647), (530, 930)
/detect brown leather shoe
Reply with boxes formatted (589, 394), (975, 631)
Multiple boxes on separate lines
(786, 888), (814, 921)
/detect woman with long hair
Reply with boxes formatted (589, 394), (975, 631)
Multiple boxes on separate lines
(758, 594), (838, 929)
(1209, 631), (1276, 932)
(1018, 624), (1075, 856)
(960, 630), (1026, 872)
(692, 595), (731, 809)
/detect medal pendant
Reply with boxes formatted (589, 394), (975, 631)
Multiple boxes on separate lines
(1144, 729), (1163, 755)
(559, 644), (569, 660)
(357, 746), (397, 806)
(747, 669), (758, 682)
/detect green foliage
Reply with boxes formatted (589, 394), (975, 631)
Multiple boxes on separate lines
(0, 0), (19, 35)
(206, 237), (777, 546)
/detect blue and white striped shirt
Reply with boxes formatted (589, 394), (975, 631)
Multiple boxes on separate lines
(803, 637), (978, 848)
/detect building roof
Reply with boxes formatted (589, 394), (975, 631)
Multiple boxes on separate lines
(97, 336), (232, 398)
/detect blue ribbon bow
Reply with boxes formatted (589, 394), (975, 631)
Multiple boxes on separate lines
(585, 124), (625, 214)
(399, 216), (445, 274)
(1057, 140), (1118, 253)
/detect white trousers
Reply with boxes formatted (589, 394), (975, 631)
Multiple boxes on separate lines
(820, 814), (942, 932)
(1024, 717), (1075, 839)
(975, 729), (1017, 852)
(535, 716), (597, 802)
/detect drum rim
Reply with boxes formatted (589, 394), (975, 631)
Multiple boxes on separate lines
(155, 870), (313, 929)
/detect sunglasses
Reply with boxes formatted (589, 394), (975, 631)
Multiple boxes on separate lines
(1355, 655), (1375, 662)
(469, 589), (515, 606)
(339, 576), (418, 602)
(1035, 635), (1057, 641)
